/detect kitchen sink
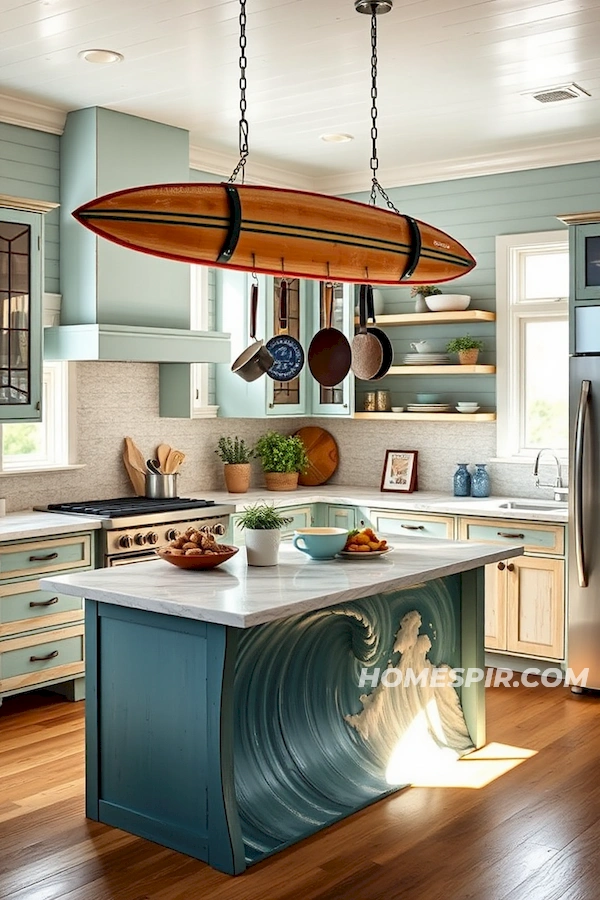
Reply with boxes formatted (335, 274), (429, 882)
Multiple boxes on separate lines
(498, 501), (568, 511)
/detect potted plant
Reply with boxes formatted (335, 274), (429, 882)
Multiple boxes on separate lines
(215, 436), (254, 494)
(254, 431), (309, 492)
(236, 502), (293, 566)
(410, 284), (441, 313)
(446, 335), (484, 365)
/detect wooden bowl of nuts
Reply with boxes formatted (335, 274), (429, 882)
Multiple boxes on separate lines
(156, 525), (239, 570)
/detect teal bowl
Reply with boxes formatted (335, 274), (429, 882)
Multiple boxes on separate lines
(416, 393), (440, 403)
(293, 527), (348, 560)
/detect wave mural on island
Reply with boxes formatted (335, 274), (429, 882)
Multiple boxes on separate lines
(233, 575), (475, 862)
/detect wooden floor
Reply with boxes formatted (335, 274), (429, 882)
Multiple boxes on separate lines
(1, 682), (599, 900)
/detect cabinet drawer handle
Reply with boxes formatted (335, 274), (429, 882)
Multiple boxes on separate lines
(401, 524), (425, 530)
(29, 650), (59, 662)
(29, 596), (59, 608)
(28, 552), (59, 562)
(507, 563), (515, 572)
(497, 562), (506, 570)
(496, 532), (524, 540)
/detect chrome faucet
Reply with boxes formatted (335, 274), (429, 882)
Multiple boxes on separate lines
(533, 448), (568, 501)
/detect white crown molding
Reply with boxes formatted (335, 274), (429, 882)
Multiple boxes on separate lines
(0, 93), (66, 135)
(0, 193), (59, 213)
(315, 137), (600, 195)
(189, 145), (315, 191)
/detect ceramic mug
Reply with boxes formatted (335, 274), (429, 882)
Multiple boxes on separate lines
(410, 341), (433, 353)
(292, 527), (348, 559)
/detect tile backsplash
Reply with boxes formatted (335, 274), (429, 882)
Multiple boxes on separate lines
(1, 362), (558, 512)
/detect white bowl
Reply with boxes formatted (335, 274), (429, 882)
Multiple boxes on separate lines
(391, 406), (405, 413)
(456, 406), (480, 413)
(425, 294), (471, 312)
(457, 401), (479, 407)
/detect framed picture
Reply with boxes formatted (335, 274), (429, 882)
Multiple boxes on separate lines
(380, 450), (418, 493)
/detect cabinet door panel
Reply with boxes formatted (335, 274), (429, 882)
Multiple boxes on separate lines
(0, 534), (92, 580)
(458, 517), (564, 555)
(327, 506), (356, 531)
(484, 562), (507, 651)
(0, 580), (82, 637)
(506, 557), (564, 660)
(0, 624), (85, 693)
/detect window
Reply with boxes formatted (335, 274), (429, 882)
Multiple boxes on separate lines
(0, 360), (71, 471)
(495, 230), (569, 461)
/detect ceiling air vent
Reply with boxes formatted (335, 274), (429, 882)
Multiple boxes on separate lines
(523, 83), (591, 104)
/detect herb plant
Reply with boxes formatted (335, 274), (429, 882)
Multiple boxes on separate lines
(446, 335), (484, 353)
(215, 436), (254, 464)
(236, 503), (293, 531)
(410, 285), (442, 298)
(254, 432), (309, 474)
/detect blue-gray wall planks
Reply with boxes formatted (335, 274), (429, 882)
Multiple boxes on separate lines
(0, 122), (60, 293)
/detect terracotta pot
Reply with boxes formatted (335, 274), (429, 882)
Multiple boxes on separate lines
(458, 348), (479, 365)
(223, 463), (251, 494)
(264, 471), (299, 492)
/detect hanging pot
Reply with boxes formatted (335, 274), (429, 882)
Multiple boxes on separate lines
(307, 283), (352, 387)
(365, 285), (394, 380)
(351, 285), (384, 380)
(231, 279), (274, 382)
(265, 280), (305, 381)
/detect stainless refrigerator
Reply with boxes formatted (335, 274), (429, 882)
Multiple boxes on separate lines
(569, 306), (600, 689)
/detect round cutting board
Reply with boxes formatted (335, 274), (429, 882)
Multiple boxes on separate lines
(295, 426), (339, 486)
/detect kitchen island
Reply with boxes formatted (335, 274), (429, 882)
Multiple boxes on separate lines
(41, 536), (522, 875)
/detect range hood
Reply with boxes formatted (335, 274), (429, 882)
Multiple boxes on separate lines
(44, 107), (230, 363)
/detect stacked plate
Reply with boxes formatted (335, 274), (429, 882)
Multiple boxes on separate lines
(403, 353), (450, 365)
(406, 403), (453, 413)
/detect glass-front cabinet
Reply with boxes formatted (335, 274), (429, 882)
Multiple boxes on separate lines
(266, 276), (307, 416)
(310, 281), (354, 417)
(0, 209), (42, 421)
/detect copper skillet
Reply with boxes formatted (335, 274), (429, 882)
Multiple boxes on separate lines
(351, 285), (384, 380)
(307, 283), (352, 387)
(365, 285), (393, 380)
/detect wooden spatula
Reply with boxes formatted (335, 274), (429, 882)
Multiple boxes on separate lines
(164, 448), (185, 474)
(156, 444), (171, 473)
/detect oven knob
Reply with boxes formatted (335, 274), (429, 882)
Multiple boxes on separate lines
(119, 534), (133, 549)
(146, 532), (159, 545)
(134, 533), (146, 546)
(165, 528), (180, 542)
(212, 523), (226, 536)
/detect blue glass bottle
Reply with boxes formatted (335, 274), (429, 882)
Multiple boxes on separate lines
(453, 463), (471, 497)
(471, 463), (491, 498)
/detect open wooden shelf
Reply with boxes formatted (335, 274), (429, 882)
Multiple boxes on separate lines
(354, 310), (496, 326)
(354, 412), (497, 422)
(386, 364), (495, 375)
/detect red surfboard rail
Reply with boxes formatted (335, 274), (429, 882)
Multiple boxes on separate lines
(73, 182), (476, 286)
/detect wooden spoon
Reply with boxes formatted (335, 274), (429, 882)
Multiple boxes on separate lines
(156, 444), (171, 473)
(164, 449), (185, 474)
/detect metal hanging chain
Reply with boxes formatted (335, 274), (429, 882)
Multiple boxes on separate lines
(368, 6), (400, 214)
(229, 0), (249, 183)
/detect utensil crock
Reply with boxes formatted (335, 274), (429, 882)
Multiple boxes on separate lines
(145, 472), (179, 498)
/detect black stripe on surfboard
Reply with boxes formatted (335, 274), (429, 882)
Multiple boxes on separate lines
(79, 210), (472, 270)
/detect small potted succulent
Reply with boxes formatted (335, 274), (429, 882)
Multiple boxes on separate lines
(215, 436), (254, 493)
(254, 431), (309, 492)
(446, 335), (484, 365)
(410, 284), (441, 313)
(236, 502), (293, 566)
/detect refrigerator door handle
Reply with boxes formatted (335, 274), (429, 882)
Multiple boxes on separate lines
(573, 379), (591, 588)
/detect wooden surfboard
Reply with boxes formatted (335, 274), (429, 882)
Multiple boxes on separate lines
(73, 182), (476, 285)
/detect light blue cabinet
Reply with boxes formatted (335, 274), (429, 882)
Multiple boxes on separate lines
(0, 208), (43, 421)
(327, 505), (357, 531)
(572, 222), (600, 301)
(232, 504), (314, 545)
(310, 281), (355, 417)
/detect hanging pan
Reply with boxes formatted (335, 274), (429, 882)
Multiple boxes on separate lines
(365, 285), (394, 380)
(351, 285), (383, 380)
(231, 278), (274, 382)
(307, 283), (352, 387)
(266, 280), (305, 381)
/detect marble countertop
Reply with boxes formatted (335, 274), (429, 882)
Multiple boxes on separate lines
(0, 510), (104, 542)
(41, 536), (524, 628)
(191, 485), (569, 524)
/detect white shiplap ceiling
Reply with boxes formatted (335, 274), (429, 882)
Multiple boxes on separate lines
(1, 0), (600, 191)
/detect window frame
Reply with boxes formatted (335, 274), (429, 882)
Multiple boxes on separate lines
(190, 265), (219, 418)
(495, 230), (569, 464)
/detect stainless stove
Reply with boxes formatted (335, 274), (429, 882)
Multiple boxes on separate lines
(44, 497), (235, 566)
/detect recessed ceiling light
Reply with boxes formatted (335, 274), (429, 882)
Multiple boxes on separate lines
(320, 133), (354, 143)
(78, 49), (124, 64)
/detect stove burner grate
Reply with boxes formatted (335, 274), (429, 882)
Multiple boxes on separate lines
(47, 497), (216, 518)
